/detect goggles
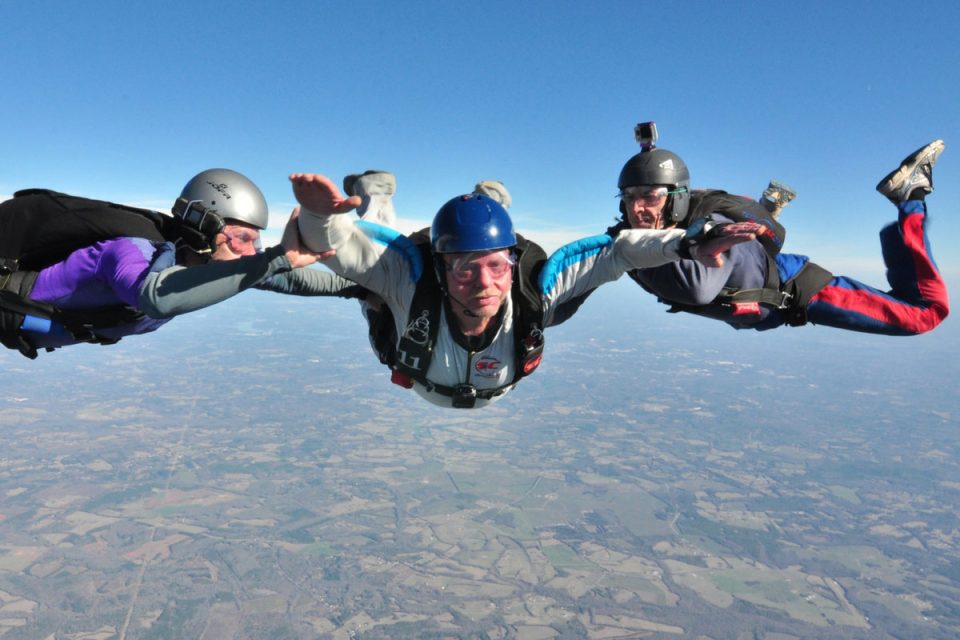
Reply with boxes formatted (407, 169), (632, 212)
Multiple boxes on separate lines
(445, 251), (516, 285)
(222, 228), (262, 255)
(618, 186), (688, 204)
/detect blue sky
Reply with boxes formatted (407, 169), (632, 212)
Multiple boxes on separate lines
(1, 0), (958, 283)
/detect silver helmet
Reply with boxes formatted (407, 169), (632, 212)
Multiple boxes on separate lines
(172, 168), (269, 253)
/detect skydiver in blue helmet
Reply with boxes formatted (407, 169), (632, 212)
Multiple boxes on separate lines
(290, 172), (766, 409)
(333, 165), (798, 343)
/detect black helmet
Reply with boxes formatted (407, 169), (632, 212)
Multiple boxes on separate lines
(617, 148), (691, 224)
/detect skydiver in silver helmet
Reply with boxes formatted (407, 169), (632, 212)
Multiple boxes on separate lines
(1, 168), (363, 358)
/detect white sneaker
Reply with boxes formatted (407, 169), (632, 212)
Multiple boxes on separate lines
(343, 170), (397, 226)
(876, 139), (945, 205)
(473, 180), (512, 209)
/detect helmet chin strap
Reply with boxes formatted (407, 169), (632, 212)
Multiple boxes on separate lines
(434, 262), (480, 319)
(664, 194), (676, 223)
(439, 283), (478, 318)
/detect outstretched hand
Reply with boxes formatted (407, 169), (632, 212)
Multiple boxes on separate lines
(281, 207), (336, 268)
(692, 222), (767, 268)
(289, 173), (362, 216)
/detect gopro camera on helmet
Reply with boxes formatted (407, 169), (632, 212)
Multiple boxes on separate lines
(618, 121), (692, 224)
(634, 121), (658, 150)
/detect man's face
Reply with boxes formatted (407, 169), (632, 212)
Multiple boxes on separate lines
(443, 249), (514, 320)
(621, 185), (670, 230)
(210, 221), (261, 261)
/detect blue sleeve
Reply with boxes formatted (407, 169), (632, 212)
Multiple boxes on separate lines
(356, 220), (424, 284)
(538, 235), (613, 297)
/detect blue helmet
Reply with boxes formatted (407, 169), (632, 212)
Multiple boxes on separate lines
(431, 194), (516, 254)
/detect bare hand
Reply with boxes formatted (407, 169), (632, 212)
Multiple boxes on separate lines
(289, 173), (362, 215)
(281, 207), (336, 268)
(692, 222), (766, 268)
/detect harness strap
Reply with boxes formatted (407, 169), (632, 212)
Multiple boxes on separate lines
(0, 271), (43, 358)
(709, 260), (835, 326)
(392, 279), (442, 383)
(0, 258), (20, 287)
(713, 252), (791, 308)
(389, 232), (546, 405)
(778, 260), (834, 326)
(666, 256), (834, 327)
(0, 270), (142, 348)
(389, 368), (514, 408)
(391, 299), (530, 407)
(418, 378), (515, 401)
(716, 285), (793, 308)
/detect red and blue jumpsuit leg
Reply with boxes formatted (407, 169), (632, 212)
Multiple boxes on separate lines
(805, 199), (948, 335)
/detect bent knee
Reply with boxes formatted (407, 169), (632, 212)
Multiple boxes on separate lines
(902, 302), (948, 335)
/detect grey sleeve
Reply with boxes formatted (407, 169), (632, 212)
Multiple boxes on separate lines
(634, 238), (769, 307)
(138, 245), (292, 319)
(256, 268), (368, 299)
(634, 259), (735, 306)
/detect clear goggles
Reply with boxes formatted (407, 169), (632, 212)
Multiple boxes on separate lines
(445, 251), (516, 284)
(222, 228), (262, 255)
(617, 185), (688, 204)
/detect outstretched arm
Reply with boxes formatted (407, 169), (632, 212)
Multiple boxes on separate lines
(139, 207), (337, 319)
(139, 246), (292, 319)
(258, 268), (368, 298)
(289, 172), (412, 301)
(683, 221), (766, 268)
(281, 206), (336, 268)
(289, 174), (360, 215)
(539, 223), (764, 325)
(289, 173), (363, 253)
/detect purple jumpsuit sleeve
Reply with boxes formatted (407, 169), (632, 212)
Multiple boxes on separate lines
(29, 237), (164, 310)
(94, 238), (161, 308)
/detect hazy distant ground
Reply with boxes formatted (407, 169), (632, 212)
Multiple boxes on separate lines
(0, 275), (957, 639)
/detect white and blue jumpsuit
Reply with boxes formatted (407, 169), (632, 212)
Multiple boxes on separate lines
(298, 207), (694, 408)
